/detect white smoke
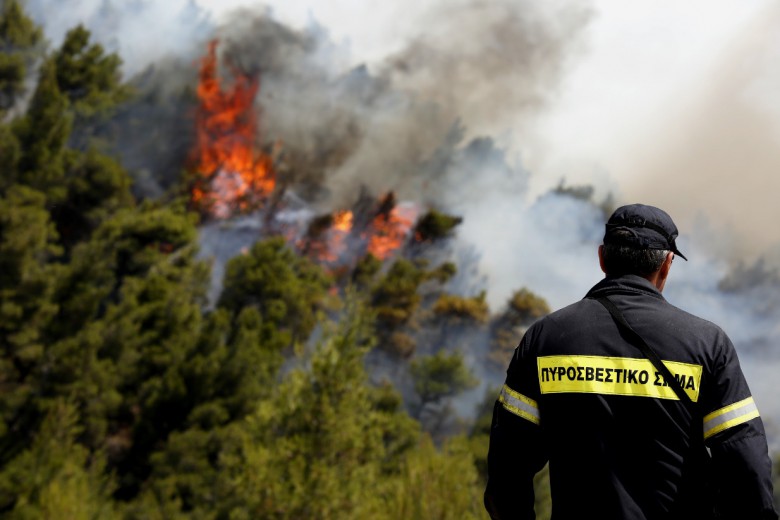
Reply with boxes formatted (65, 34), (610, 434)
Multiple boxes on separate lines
(25, 0), (780, 448)
(26, 0), (212, 76)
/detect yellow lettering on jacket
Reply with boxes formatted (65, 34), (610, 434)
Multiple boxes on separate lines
(537, 355), (702, 402)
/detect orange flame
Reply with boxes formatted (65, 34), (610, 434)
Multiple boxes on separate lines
(367, 204), (417, 260)
(333, 210), (354, 232)
(192, 40), (274, 218)
(328, 210), (353, 260)
(304, 210), (354, 264)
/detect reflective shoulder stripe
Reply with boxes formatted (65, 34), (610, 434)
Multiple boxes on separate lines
(498, 384), (540, 425)
(703, 396), (760, 440)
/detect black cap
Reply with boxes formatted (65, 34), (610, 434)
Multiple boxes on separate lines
(604, 204), (687, 261)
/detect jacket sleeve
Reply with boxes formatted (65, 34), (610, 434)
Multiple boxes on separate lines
(701, 334), (778, 520)
(484, 331), (548, 520)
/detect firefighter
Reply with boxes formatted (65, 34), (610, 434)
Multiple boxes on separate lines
(484, 203), (778, 520)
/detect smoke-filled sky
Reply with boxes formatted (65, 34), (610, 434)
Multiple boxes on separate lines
(196, 0), (780, 259)
(32, 0), (780, 257)
(27, 0), (780, 441)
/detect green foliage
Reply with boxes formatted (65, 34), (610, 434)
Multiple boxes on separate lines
(0, 4), (533, 516)
(533, 464), (553, 519)
(411, 350), (478, 405)
(53, 148), (134, 246)
(207, 296), (420, 519)
(0, 400), (118, 518)
(0, 0), (43, 113)
(489, 287), (550, 366)
(10, 21), (132, 232)
(369, 258), (462, 357)
(352, 252), (382, 289)
(380, 435), (484, 520)
(429, 291), (489, 350)
(54, 25), (129, 116)
(0, 185), (59, 353)
(385, 331), (417, 359)
(14, 58), (71, 200)
(506, 288), (551, 323)
(32, 204), (208, 499)
(553, 180), (615, 219)
(121, 299), (291, 514)
(468, 388), (499, 482)
(0, 122), (20, 190)
(43, 204), (194, 342)
(413, 209), (463, 243)
(0, 186), (60, 450)
(371, 258), (426, 328)
(432, 291), (489, 325)
(219, 236), (331, 345)
(428, 260), (457, 283)
(0, 1), (42, 52)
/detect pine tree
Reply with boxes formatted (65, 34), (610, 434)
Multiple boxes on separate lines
(0, 400), (118, 518)
(13, 58), (71, 201)
(380, 435), (484, 520)
(135, 304), (292, 515)
(429, 290), (489, 347)
(0, 0), (43, 114)
(0, 185), (60, 463)
(9, 20), (132, 245)
(489, 287), (550, 366)
(218, 236), (331, 346)
(410, 350), (478, 408)
(53, 25), (129, 117)
(32, 203), (208, 501)
(212, 295), (419, 519)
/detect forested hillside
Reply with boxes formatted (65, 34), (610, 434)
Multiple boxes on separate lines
(1, 1), (777, 518)
(0, 2), (555, 517)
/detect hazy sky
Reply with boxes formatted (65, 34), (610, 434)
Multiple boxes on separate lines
(28, 0), (780, 258)
(195, 0), (780, 258)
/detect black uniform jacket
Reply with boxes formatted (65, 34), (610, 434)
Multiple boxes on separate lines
(485, 274), (778, 520)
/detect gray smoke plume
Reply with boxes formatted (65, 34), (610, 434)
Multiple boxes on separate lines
(24, 0), (780, 447)
(615, 2), (780, 263)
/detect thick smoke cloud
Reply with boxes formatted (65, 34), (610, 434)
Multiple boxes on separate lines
(615, 2), (780, 264)
(381, 0), (591, 136)
(25, 0), (780, 444)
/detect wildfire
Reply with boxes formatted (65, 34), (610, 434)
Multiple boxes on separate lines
(302, 195), (417, 265)
(367, 203), (417, 260)
(192, 40), (275, 218)
(188, 43), (420, 266)
(320, 210), (354, 263)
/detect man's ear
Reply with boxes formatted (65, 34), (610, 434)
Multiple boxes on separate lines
(655, 251), (675, 292)
(598, 245), (607, 274)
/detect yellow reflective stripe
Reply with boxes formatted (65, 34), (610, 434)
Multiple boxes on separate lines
(703, 397), (760, 440)
(537, 355), (702, 402)
(498, 384), (540, 425)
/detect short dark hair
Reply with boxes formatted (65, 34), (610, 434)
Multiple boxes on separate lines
(602, 231), (669, 276)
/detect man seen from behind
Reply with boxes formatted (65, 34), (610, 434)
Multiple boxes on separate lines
(484, 203), (778, 520)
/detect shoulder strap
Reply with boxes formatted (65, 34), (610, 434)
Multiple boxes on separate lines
(591, 295), (697, 416)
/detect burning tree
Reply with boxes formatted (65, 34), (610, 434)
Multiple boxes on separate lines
(191, 40), (275, 218)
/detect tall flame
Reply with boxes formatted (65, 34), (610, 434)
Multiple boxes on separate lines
(189, 44), (418, 265)
(192, 40), (274, 218)
(330, 210), (354, 260)
(302, 210), (354, 264)
(367, 203), (417, 260)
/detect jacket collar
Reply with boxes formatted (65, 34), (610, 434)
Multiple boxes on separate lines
(585, 274), (666, 301)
